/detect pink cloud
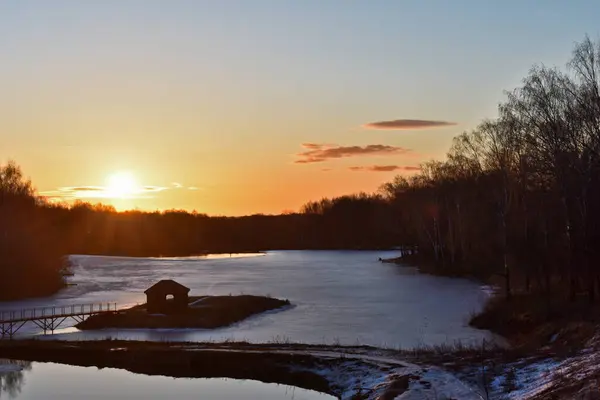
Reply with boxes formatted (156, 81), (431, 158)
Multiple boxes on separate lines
(349, 165), (422, 172)
(295, 143), (411, 164)
(363, 119), (456, 130)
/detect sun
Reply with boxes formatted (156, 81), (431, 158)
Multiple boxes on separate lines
(106, 171), (139, 198)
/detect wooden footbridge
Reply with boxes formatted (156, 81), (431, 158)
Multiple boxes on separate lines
(0, 302), (118, 339)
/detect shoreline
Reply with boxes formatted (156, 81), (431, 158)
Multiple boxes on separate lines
(384, 253), (600, 355)
(1, 338), (587, 399)
(0, 339), (517, 399)
(382, 253), (492, 284)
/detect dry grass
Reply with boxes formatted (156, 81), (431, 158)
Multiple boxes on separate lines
(470, 292), (600, 352)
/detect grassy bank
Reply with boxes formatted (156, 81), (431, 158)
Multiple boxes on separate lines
(470, 293), (600, 351)
(77, 295), (291, 330)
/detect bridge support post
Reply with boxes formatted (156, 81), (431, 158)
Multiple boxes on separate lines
(0, 321), (25, 339)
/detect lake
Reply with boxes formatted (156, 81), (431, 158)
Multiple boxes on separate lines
(0, 250), (496, 347)
(0, 359), (333, 399)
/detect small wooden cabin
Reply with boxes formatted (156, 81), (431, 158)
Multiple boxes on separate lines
(144, 280), (190, 314)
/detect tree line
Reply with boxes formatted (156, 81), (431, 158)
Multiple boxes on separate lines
(0, 167), (397, 299)
(2, 36), (599, 301)
(380, 36), (600, 301)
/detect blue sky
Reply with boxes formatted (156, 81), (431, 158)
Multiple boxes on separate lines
(1, 1), (599, 214)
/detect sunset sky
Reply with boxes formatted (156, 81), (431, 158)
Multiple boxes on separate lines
(1, 1), (599, 215)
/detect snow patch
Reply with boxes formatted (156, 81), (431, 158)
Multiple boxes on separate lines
(488, 359), (559, 399)
(500, 331), (600, 398)
(398, 367), (484, 399)
(283, 348), (483, 399)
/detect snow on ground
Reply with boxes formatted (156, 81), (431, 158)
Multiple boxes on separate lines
(488, 359), (559, 399)
(396, 367), (486, 400)
(482, 332), (600, 399)
(528, 339), (600, 398)
(309, 359), (392, 399)
(213, 346), (487, 399)
(303, 337), (600, 399)
(311, 356), (485, 399)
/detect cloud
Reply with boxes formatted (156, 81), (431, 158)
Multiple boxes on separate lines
(40, 185), (168, 200)
(363, 119), (456, 130)
(62, 186), (104, 192)
(172, 182), (202, 191)
(349, 165), (422, 172)
(302, 143), (323, 149)
(142, 186), (167, 193)
(295, 143), (411, 164)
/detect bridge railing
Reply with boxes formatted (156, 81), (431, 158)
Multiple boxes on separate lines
(0, 302), (118, 323)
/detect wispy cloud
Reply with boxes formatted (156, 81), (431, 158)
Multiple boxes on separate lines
(142, 186), (166, 193)
(295, 143), (411, 164)
(62, 186), (104, 192)
(302, 143), (324, 149)
(349, 165), (422, 172)
(171, 182), (201, 191)
(363, 119), (456, 130)
(40, 185), (168, 200)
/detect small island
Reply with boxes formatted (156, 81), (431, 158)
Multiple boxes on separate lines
(77, 280), (291, 330)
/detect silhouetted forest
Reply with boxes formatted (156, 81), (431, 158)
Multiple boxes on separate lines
(2, 37), (600, 301)
(0, 164), (399, 300)
(380, 36), (600, 302)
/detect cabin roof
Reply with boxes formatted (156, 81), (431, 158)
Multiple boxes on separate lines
(144, 279), (190, 295)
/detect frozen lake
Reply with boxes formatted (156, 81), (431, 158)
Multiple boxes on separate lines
(0, 250), (496, 347)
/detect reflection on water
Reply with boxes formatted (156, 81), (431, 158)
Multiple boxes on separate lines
(152, 253), (265, 261)
(0, 359), (332, 400)
(0, 360), (31, 399)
